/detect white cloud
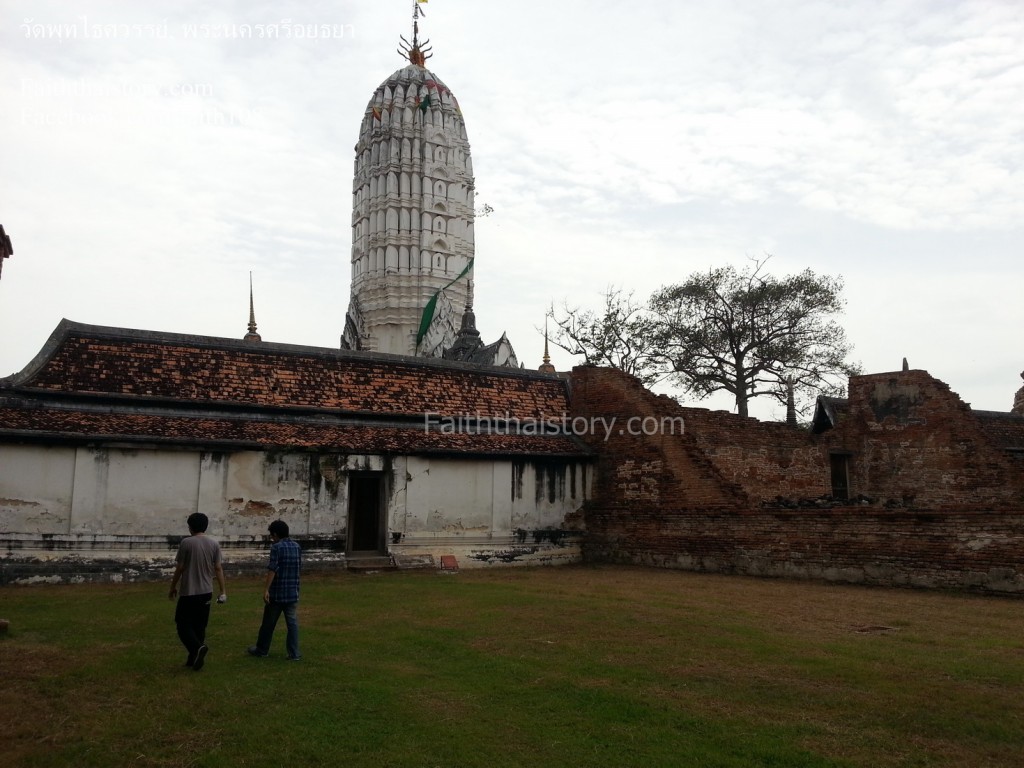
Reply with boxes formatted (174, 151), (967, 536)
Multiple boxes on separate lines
(0, 0), (1020, 420)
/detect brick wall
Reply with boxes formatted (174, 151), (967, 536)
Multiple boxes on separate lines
(570, 366), (1024, 594)
(583, 506), (1024, 593)
(569, 365), (828, 505)
(828, 371), (1024, 508)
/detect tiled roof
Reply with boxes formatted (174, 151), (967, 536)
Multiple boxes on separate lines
(3, 320), (568, 419)
(974, 410), (1024, 451)
(0, 405), (586, 456)
(0, 321), (588, 458)
(810, 396), (849, 434)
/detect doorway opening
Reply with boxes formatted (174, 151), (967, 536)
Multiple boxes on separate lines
(347, 473), (386, 555)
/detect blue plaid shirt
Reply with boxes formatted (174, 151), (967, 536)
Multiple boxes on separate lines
(267, 538), (301, 603)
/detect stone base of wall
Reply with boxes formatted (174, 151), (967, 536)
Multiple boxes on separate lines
(0, 530), (584, 584)
(390, 530), (583, 569)
(0, 533), (347, 585)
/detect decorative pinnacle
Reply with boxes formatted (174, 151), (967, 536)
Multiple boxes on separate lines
(539, 316), (556, 373)
(398, 1), (432, 66)
(244, 272), (261, 342)
(785, 375), (797, 427)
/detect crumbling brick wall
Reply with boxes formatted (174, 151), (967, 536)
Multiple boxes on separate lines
(568, 365), (828, 506)
(827, 371), (1024, 509)
(570, 366), (1024, 594)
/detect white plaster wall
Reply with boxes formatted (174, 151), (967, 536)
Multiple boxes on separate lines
(70, 448), (200, 535)
(396, 458), (589, 540)
(0, 445), (76, 533)
(218, 451), (311, 536)
(511, 461), (591, 531)
(490, 462), (514, 537)
(197, 451), (229, 529)
(308, 454), (349, 535)
(389, 458), (590, 569)
(1, 443), (592, 567)
(401, 457), (495, 536)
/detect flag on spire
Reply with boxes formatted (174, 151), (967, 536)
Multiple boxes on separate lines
(416, 258), (474, 347)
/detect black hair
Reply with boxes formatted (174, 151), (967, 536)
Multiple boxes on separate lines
(187, 512), (209, 533)
(268, 520), (290, 539)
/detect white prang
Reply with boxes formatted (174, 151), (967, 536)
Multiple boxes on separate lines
(342, 63), (475, 358)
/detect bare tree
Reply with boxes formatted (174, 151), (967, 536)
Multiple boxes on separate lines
(547, 287), (663, 387)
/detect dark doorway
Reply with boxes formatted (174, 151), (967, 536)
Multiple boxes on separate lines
(830, 454), (850, 500)
(348, 474), (385, 554)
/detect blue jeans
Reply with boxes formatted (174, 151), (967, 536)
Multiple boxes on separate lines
(254, 601), (299, 658)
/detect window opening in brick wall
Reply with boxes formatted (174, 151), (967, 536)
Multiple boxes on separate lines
(830, 453), (851, 500)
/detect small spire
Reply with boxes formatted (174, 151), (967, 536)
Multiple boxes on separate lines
(539, 316), (556, 374)
(244, 272), (261, 342)
(458, 280), (479, 336)
(785, 375), (797, 426)
(902, 357), (909, 371)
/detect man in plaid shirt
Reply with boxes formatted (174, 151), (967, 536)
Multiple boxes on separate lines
(247, 519), (302, 660)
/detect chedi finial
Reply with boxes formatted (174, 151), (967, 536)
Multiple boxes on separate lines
(539, 315), (556, 374)
(398, 1), (433, 66)
(244, 272), (261, 343)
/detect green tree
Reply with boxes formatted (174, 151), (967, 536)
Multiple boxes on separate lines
(648, 258), (860, 418)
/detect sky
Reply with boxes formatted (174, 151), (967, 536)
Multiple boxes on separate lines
(1, 0), (1021, 421)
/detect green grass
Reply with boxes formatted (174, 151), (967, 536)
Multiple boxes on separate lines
(2, 565), (1023, 767)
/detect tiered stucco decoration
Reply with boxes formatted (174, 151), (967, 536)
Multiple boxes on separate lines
(342, 21), (475, 358)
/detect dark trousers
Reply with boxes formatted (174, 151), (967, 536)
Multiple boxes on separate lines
(175, 593), (212, 660)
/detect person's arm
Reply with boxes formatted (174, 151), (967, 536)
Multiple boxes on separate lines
(215, 561), (227, 603)
(169, 561), (185, 600)
(263, 568), (275, 604)
(263, 542), (279, 604)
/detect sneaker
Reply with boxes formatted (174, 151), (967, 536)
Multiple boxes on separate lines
(246, 646), (267, 657)
(193, 645), (208, 671)
(287, 655), (302, 661)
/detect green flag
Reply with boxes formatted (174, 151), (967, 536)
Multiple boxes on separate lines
(416, 258), (474, 347)
(419, 93), (432, 113)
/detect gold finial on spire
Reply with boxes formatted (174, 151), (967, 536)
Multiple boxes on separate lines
(398, 1), (433, 66)
(244, 272), (262, 342)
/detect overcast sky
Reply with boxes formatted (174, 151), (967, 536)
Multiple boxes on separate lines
(1, 0), (1021, 420)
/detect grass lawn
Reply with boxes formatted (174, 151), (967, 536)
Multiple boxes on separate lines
(1, 564), (1023, 767)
